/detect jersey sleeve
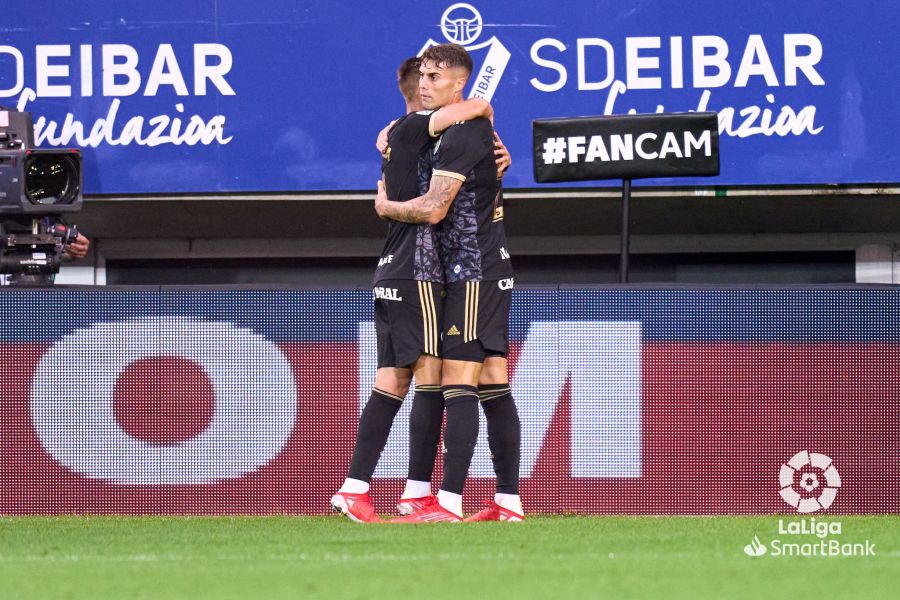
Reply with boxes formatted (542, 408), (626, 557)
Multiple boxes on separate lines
(428, 107), (458, 138)
(432, 119), (493, 182)
(389, 112), (432, 147)
(383, 112), (433, 177)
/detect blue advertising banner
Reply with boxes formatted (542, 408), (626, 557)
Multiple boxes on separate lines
(2, 1), (897, 193)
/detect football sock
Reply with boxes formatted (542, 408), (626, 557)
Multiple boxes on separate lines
(437, 490), (463, 518)
(339, 478), (369, 495)
(402, 479), (432, 499)
(439, 385), (480, 496)
(479, 384), (521, 494)
(406, 385), (444, 484)
(495, 493), (524, 515)
(346, 388), (403, 483)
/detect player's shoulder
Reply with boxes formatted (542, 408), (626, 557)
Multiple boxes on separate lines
(389, 111), (434, 144)
(405, 110), (435, 128)
(447, 115), (492, 133)
(441, 116), (492, 144)
(392, 110), (433, 130)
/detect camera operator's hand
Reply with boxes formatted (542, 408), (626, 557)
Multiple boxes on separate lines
(63, 233), (90, 261)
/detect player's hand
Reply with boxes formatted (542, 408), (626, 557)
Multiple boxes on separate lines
(63, 233), (90, 260)
(494, 131), (511, 177)
(376, 120), (396, 156)
(375, 180), (389, 219)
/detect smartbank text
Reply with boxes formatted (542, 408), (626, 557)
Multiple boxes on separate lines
(769, 539), (875, 557)
(769, 519), (876, 558)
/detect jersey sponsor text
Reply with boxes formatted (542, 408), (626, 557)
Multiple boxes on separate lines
(373, 287), (403, 301)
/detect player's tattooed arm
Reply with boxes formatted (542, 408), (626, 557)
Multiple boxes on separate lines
(430, 98), (493, 136)
(375, 175), (462, 225)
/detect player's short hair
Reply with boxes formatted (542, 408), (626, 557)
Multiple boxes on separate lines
(421, 43), (473, 77)
(397, 57), (421, 104)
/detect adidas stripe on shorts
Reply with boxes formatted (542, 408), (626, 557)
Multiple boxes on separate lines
(441, 279), (512, 362)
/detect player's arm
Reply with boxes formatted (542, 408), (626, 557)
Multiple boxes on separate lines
(494, 131), (511, 177)
(376, 119), (398, 155)
(428, 98), (493, 136)
(375, 100), (492, 153)
(375, 174), (462, 225)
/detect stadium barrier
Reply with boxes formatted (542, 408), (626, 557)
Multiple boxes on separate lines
(1, 285), (897, 515)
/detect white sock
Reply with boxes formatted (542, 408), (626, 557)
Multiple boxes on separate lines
(402, 479), (431, 499)
(437, 490), (463, 517)
(338, 478), (369, 494)
(495, 493), (523, 515)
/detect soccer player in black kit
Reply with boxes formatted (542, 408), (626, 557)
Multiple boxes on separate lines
(331, 57), (496, 523)
(376, 44), (523, 522)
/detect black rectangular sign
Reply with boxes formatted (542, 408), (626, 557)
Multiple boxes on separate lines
(533, 112), (720, 183)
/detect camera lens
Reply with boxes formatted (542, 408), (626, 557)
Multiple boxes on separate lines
(24, 154), (80, 205)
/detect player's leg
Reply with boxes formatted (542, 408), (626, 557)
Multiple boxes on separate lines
(332, 280), (420, 522)
(398, 352), (443, 514)
(467, 355), (524, 521)
(398, 280), (445, 512)
(435, 356), (483, 518)
(332, 366), (411, 523)
(332, 365), (411, 520)
(461, 279), (523, 521)
(393, 281), (483, 522)
(344, 367), (413, 489)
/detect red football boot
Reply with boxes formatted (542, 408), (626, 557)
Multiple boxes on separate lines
(463, 500), (525, 522)
(330, 492), (380, 523)
(391, 495), (461, 523)
(396, 495), (436, 516)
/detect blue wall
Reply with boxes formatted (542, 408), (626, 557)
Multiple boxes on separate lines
(3, 1), (897, 192)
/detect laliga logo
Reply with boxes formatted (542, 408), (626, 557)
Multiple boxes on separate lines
(420, 3), (511, 102)
(778, 451), (842, 513)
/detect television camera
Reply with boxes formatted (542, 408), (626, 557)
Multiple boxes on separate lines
(0, 107), (83, 282)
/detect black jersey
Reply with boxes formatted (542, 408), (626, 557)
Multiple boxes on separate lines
(373, 111), (443, 284)
(431, 117), (513, 283)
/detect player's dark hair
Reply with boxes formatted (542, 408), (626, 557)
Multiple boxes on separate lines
(421, 43), (473, 76)
(397, 57), (421, 104)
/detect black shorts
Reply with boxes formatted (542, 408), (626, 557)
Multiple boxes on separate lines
(441, 278), (513, 363)
(374, 279), (444, 368)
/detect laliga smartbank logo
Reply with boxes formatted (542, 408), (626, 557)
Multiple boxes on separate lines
(743, 452), (876, 558)
(778, 450), (841, 513)
(419, 3), (510, 102)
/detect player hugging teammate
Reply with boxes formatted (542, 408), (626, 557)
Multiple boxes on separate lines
(331, 44), (523, 523)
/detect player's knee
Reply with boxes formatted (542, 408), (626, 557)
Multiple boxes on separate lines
(479, 356), (508, 385)
(373, 368), (412, 397)
(441, 359), (481, 386)
(413, 353), (442, 385)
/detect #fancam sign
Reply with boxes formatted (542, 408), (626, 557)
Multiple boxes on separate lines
(532, 112), (720, 182)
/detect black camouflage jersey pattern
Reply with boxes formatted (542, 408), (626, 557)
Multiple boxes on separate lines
(431, 117), (513, 283)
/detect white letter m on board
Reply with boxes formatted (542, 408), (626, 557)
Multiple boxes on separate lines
(359, 321), (642, 479)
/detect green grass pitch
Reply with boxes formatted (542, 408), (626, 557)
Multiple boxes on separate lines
(1, 515), (898, 599)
